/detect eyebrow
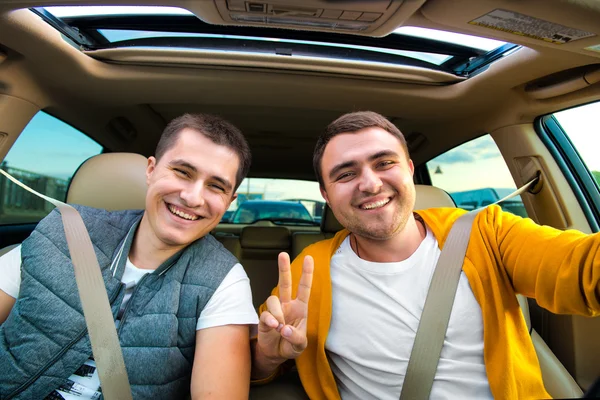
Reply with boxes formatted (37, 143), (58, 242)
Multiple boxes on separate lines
(327, 150), (400, 181)
(169, 159), (233, 191)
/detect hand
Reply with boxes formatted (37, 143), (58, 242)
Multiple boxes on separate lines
(257, 252), (314, 366)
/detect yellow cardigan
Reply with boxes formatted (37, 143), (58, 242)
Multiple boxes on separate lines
(260, 206), (600, 399)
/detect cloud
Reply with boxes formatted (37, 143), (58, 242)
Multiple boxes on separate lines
(432, 135), (501, 165)
(435, 150), (475, 164)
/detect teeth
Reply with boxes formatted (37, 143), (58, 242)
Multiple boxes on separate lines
(361, 198), (390, 210)
(168, 204), (198, 221)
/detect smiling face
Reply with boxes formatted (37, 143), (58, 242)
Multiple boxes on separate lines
(319, 127), (415, 240)
(141, 128), (239, 250)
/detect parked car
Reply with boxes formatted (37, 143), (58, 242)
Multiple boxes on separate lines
(450, 188), (528, 217)
(281, 198), (325, 224)
(220, 210), (234, 223)
(230, 200), (316, 225)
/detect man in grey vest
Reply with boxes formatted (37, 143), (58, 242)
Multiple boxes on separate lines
(0, 114), (258, 399)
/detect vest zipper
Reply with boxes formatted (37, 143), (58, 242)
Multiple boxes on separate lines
(117, 273), (150, 334)
(7, 284), (124, 399)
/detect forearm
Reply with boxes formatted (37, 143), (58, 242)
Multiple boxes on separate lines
(251, 339), (284, 381)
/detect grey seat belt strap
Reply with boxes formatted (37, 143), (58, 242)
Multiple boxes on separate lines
(0, 169), (133, 400)
(399, 176), (539, 400)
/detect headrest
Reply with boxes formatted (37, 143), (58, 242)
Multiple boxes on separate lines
(240, 226), (290, 249)
(321, 184), (456, 233)
(67, 153), (148, 210)
(321, 204), (344, 233)
(414, 184), (455, 210)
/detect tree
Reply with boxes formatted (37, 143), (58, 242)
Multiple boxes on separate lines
(592, 171), (600, 186)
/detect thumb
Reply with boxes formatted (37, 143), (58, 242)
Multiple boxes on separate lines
(280, 320), (308, 355)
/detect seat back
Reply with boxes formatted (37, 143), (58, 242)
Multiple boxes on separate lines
(241, 225), (291, 307)
(516, 297), (583, 397)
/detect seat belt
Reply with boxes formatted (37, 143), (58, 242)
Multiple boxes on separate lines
(0, 169), (133, 400)
(399, 176), (540, 400)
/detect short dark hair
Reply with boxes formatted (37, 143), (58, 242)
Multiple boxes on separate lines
(313, 111), (409, 188)
(155, 113), (251, 192)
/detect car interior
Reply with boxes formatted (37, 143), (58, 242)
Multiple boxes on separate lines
(0, 0), (599, 397)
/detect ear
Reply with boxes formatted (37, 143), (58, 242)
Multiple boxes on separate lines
(320, 186), (329, 204)
(146, 156), (157, 185)
(409, 159), (415, 176)
(229, 193), (238, 205)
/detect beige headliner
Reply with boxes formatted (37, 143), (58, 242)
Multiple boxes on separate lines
(0, 0), (600, 180)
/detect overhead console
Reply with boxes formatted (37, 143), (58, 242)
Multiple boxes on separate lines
(200, 0), (425, 36)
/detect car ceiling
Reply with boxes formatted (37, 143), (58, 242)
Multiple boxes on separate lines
(0, 0), (600, 181)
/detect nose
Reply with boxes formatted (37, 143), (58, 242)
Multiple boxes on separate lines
(358, 168), (383, 194)
(179, 181), (206, 208)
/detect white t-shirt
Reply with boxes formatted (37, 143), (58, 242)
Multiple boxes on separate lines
(326, 229), (493, 400)
(0, 245), (258, 399)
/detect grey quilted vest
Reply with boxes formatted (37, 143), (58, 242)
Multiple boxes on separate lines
(0, 205), (238, 399)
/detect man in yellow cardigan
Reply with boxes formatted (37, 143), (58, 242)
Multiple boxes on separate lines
(252, 111), (600, 399)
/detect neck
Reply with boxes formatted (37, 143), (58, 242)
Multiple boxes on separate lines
(352, 213), (426, 263)
(128, 213), (185, 270)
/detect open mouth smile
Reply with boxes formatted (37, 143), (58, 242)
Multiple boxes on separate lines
(167, 203), (200, 221)
(359, 197), (391, 210)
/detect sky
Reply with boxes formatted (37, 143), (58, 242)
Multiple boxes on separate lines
(4, 112), (102, 180)
(553, 102), (600, 172)
(426, 135), (517, 193)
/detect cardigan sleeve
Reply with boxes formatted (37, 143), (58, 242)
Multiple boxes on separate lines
(481, 205), (600, 316)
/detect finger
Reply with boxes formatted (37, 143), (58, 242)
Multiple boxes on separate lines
(258, 310), (281, 332)
(296, 255), (314, 305)
(280, 322), (308, 354)
(265, 295), (285, 327)
(278, 252), (293, 303)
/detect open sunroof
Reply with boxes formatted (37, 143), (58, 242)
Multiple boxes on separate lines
(34, 6), (520, 77)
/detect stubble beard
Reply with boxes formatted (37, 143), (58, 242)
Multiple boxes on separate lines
(342, 189), (415, 241)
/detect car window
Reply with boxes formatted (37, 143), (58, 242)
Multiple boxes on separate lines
(231, 201), (314, 224)
(0, 111), (103, 225)
(553, 101), (600, 190)
(225, 178), (323, 225)
(426, 134), (528, 217)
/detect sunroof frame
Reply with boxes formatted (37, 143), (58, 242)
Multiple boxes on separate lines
(31, 8), (519, 77)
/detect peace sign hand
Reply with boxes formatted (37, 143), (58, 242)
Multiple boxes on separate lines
(257, 252), (314, 365)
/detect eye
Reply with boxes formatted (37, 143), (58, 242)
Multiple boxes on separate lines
(174, 168), (190, 177)
(336, 171), (355, 181)
(377, 160), (395, 168)
(210, 184), (226, 192)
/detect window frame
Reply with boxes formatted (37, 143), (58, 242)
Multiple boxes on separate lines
(535, 114), (600, 231)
